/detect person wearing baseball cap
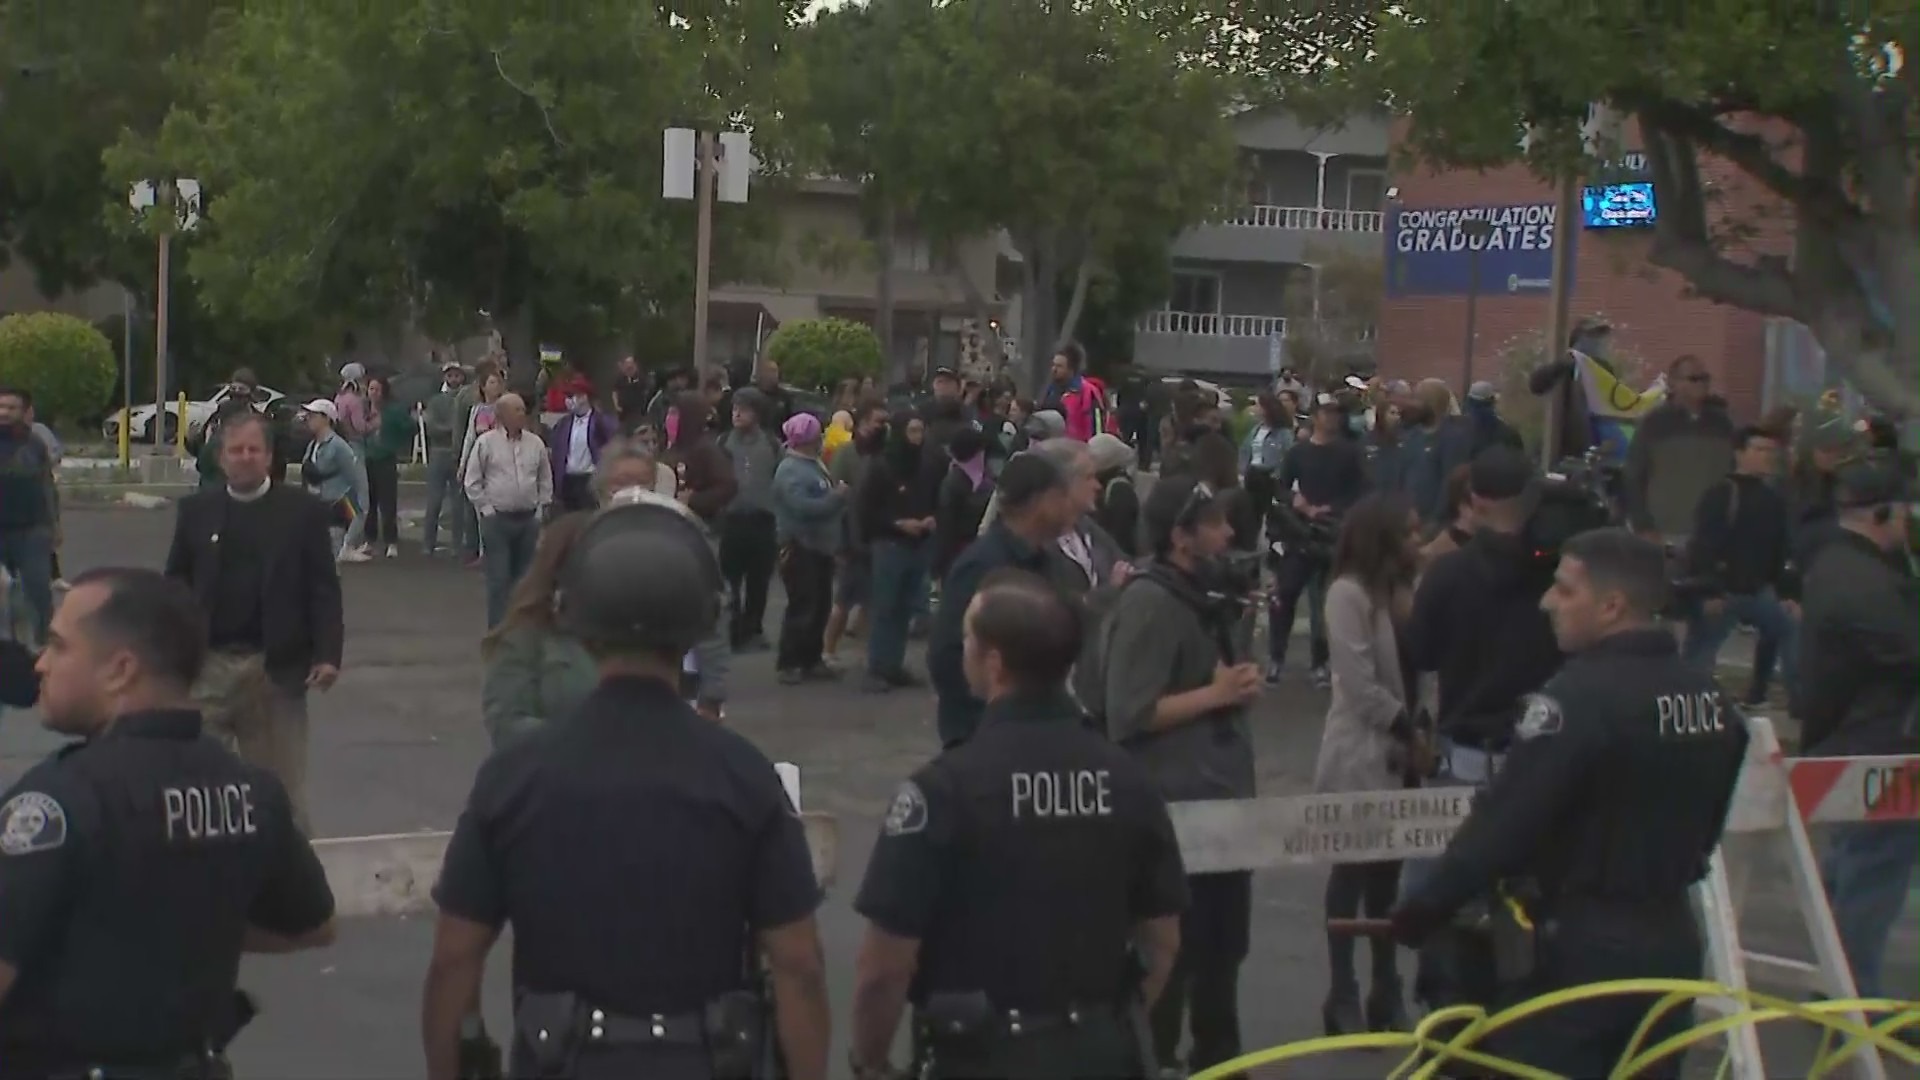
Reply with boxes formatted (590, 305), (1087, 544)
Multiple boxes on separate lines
(421, 359), (471, 556)
(298, 399), (371, 563)
(1797, 450), (1918, 999)
(769, 411), (847, 684)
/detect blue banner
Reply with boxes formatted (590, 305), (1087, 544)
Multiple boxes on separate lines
(1384, 202), (1570, 297)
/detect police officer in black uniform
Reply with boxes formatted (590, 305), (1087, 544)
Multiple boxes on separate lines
(0, 568), (336, 1080)
(1388, 528), (1749, 1078)
(849, 568), (1188, 1080)
(422, 498), (831, 1080)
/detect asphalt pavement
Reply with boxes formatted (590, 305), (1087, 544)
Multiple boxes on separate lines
(1, 505), (1910, 1079)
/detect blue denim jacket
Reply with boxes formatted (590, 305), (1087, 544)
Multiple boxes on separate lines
(301, 432), (367, 506)
(771, 452), (845, 554)
(1240, 423), (1294, 474)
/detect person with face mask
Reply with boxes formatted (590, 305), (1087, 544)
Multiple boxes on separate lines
(547, 376), (618, 514)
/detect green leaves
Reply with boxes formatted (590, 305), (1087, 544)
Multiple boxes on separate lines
(145, 0), (798, 345)
(0, 313), (117, 422)
(794, 0), (1239, 369)
(763, 316), (885, 390)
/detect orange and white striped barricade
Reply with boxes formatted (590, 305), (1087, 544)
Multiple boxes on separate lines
(1163, 714), (1901, 1080)
(1698, 716), (1918, 1080)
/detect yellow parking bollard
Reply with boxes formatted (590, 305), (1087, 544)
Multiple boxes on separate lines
(175, 392), (188, 457)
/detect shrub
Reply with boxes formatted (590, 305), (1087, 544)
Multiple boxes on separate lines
(762, 317), (885, 391)
(0, 312), (118, 424)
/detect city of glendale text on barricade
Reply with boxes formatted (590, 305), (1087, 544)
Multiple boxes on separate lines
(1393, 203), (1559, 255)
(1281, 789), (1472, 861)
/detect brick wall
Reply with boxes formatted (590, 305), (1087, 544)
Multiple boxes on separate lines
(1377, 122), (1782, 421)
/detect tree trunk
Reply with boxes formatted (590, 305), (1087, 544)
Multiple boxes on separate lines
(946, 250), (1004, 375)
(876, 203), (900, 383)
(1015, 231), (1059, 393)
(1052, 257), (1095, 354)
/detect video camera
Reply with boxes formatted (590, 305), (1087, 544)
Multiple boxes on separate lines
(1266, 503), (1340, 565)
(1518, 463), (1616, 582)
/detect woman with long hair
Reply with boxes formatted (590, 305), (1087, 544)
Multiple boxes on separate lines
(855, 411), (937, 691)
(480, 512), (597, 748)
(1313, 493), (1424, 1035)
(360, 375), (409, 557)
(457, 368), (508, 495)
(1242, 392), (1295, 528)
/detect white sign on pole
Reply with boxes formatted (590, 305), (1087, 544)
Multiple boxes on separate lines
(716, 130), (752, 205)
(128, 180), (156, 211)
(663, 127), (696, 201)
(175, 178), (203, 232)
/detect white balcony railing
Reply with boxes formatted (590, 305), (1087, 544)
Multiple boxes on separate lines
(1219, 205), (1384, 233)
(1138, 311), (1288, 338)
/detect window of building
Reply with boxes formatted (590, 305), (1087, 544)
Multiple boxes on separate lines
(1168, 271), (1222, 314)
(891, 234), (933, 273)
(1346, 170), (1386, 211)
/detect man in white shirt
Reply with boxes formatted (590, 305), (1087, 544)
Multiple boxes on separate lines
(462, 393), (552, 627)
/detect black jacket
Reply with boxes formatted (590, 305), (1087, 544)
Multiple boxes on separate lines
(1798, 530), (1919, 756)
(164, 485), (345, 684)
(1405, 529), (1565, 750)
(858, 445), (939, 547)
(1687, 474), (1792, 596)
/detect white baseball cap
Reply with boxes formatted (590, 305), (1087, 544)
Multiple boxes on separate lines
(301, 399), (338, 420)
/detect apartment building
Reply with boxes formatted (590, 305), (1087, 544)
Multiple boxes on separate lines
(1134, 107), (1390, 382)
(707, 175), (1009, 377)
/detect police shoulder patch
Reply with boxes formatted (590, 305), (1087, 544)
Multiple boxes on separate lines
(1516, 694), (1565, 742)
(882, 780), (929, 837)
(0, 791), (67, 856)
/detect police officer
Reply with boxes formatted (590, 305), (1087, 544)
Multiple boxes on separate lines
(849, 568), (1188, 1080)
(1389, 528), (1749, 1078)
(0, 568), (336, 1080)
(422, 498), (830, 1080)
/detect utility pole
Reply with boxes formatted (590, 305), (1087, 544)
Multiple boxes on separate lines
(666, 127), (749, 375)
(130, 177), (199, 453)
(154, 182), (172, 453)
(692, 130), (717, 372)
(1540, 175), (1581, 469)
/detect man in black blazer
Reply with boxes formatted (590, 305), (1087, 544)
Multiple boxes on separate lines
(164, 413), (344, 833)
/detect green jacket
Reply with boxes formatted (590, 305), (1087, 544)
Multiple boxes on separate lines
(422, 388), (462, 457)
(481, 624), (599, 749)
(363, 402), (413, 464)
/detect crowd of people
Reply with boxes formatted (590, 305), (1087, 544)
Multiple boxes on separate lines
(0, 319), (1911, 1079)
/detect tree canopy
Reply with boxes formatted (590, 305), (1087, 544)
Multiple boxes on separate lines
(127, 0), (805, 371)
(1226, 0), (1918, 415)
(796, 0), (1240, 386)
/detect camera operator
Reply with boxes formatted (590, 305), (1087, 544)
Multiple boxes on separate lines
(1087, 476), (1262, 1078)
(1267, 395), (1369, 687)
(1405, 446), (1564, 780)
(1399, 446), (1565, 1009)
(1389, 529), (1749, 1077)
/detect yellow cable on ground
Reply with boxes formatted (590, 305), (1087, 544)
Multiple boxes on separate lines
(1188, 979), (1920, 1080)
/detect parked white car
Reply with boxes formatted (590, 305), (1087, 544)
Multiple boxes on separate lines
(102, 383), (286, 444)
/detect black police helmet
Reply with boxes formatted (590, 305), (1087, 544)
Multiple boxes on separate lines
(555, 500), (722, 655)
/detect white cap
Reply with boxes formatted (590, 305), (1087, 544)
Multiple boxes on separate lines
(301, 399), (338, 420)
